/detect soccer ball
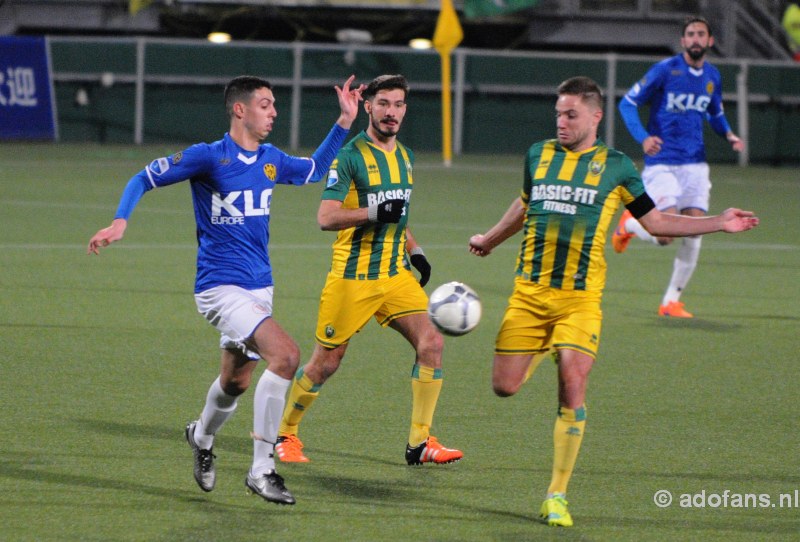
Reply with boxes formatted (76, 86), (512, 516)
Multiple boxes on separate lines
(427, 282), (482, 336)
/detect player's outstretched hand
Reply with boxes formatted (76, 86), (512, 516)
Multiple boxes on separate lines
(335, 75), (365, 129)
(368, 198), (406, 223)
(410, 251), (431, 287)
(87, 218), (127, 255)
(468, 234), (492, 257)
(720, 208), (759, 233)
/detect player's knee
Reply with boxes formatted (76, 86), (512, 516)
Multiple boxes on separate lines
(419, 329), (444, 361)
(657, 236), (674, 246)
(268, 341), (301, 376)
(221, 372), (252, 396)
(420, 322), (445, 351)
(223, 381), (247, 396)
(492, 377), (521, 397)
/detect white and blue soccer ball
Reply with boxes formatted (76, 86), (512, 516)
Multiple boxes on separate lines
(427, 281), (482, 337)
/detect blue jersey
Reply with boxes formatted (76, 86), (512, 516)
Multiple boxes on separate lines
(115, 125), (348, 293)
(619, 54), (731, 166)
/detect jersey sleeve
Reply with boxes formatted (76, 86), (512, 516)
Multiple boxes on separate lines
(321, 152), (354, 202)
(270, 148), (315, 186)
(272, 124), (350, 186)
(623, 60), (666, 106)
(114, 143), (212, 220)
(617, 155), (655, 218)
(519, 147), (533, 205)
(706, 68), (732, 137)
(145, 143), (213, 188)
(619, 61), (666, 143)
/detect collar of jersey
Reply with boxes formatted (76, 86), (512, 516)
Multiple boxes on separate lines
(361, 130), (397, 154)
(679, 54), (705, 77)
(556, 138), (603, 156)
(224, 132), (260, 164)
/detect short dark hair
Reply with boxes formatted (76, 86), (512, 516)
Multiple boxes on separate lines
(682, 15), (712, 36)
(364, 74), (409, 102)
(224, 76), (272, 117)
(557, 76), (604, 110)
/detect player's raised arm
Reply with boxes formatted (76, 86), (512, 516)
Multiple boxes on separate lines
(334, 75), (365, 130)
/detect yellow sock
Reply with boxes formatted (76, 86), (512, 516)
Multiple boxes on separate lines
(278, 367), (321, 437)
(547, 405), (587, 496)
(409, 364), (442, 447)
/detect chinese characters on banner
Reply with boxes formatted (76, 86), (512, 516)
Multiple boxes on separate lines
(0, 36), (57, 140)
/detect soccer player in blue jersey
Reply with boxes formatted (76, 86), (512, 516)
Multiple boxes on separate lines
(274, 74), (463, 466)
(87, 74), (365, 505)
(469, 76), (758, 527)
(613, 15), (745, 318)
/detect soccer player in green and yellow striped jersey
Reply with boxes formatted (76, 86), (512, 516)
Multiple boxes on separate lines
(324, 131), (414, 280)
(469, 76), (758, 527)
(277, 74), (463, 467)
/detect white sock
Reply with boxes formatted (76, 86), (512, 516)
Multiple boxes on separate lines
(194, 376), (238, 450)
(662, 236), (702, 305)
(251, 369), (291, 477)
(624, 215), (659, 245)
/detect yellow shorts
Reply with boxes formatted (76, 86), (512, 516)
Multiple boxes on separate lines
(494, 277), (603, 359)
(315, 269), (428, 347)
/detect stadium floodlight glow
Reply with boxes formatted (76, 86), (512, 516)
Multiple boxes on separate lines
(207, 32), (232, 44)
(409, 38), (433, 50)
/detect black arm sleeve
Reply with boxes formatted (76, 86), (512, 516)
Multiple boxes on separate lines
(627, 193), (656, 220)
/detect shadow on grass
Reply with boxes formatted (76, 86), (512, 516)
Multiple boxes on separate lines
(0, 456), (249, 511)
(72, 418), (256, 456)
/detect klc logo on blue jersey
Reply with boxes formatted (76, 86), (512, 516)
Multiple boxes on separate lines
(210, 189), (273, 225)
(666, 92), (711, 113)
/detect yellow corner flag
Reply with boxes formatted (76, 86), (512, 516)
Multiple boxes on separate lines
(433, 0), (464, 52)
(433, 0), (464, 166)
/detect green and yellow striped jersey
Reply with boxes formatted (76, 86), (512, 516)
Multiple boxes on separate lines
(322, 131), (414, 280)
(517, 138), (647, 292)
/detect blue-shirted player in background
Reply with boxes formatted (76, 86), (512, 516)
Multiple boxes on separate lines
(88, 74), (364, 504)
(613, 16), (745, 318)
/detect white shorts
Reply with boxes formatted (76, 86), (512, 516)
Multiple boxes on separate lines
(641, 163), (711, 213)
(194, 285), (274, 360)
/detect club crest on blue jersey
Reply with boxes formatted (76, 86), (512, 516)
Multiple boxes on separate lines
(263, 163), (277, 181)
(172, 151), (183, 164)
(706, 81), (714, 94)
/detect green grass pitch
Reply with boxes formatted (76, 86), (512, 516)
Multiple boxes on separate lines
(1, 143), (798, 541)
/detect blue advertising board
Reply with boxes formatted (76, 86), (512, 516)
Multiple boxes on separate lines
(0, 36), (58, 140)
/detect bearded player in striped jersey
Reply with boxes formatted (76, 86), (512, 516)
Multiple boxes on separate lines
(469, 76), (758, 527)
(275, 74), (463, 466)
(88, 74), (364, 505)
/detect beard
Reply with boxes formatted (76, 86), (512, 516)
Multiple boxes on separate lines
(685, 45), (708, 61)
(370, 117), (399, 138)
